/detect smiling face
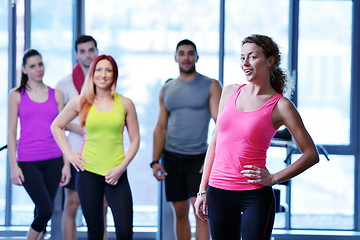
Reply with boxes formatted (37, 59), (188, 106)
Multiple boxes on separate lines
(93, 59), (114, 90)
(22, 55), (44, 82)
(240, 43), (274, 83)
(175, 44), (199, 74)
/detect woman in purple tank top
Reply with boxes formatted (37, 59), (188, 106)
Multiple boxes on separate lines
(7, 49), (70, 240)
(194, 35), (319, 240)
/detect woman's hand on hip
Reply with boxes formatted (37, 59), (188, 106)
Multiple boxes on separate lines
(105, 165), (125, 185)
(241, 165), (275, 186)
(64, 151), (86, 172)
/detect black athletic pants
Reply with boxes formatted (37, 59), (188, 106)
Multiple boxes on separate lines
(77, 170), (133, 240)
(207, 185), (275, 240)
(18, 157), (63, 233)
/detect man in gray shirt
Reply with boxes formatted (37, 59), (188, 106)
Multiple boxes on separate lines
(151, 39), (222, 240)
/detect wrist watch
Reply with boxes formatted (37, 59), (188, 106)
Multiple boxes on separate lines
(150, 160), (159, 168)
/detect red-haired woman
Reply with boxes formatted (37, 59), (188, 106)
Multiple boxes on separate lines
(52, 55), (140, 240)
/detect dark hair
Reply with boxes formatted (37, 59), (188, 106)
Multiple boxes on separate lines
(75, 35), (98, 52)
(242, 34), (293, 96)
(176, 39), (198, 55)
(16, 49), (42, 93)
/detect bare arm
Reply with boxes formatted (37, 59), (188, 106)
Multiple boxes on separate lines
(55, 84), (83, 135)
(64, 123), (83, 135)
(271, 98), (319, 183)
(195, 79), (222, 174)
(7, 89), (24, 186)
(55, 85), (83, 136)
(121, 97), (140, 167)
(151, 88), (169, 181)
(54, 89), (71, 186)
(54, 89), (65, 113)
(208, 80), (222, 122)
(197, 84), (237, 192)
(51, 96), (84, 171)
(105, 97), (140, 185)
(241, 97), (319, 185)
(197, 128), (218, 194)
(195, 84), (238, 220)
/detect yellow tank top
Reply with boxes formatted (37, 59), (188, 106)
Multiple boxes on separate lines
(81, 93), (125, 176)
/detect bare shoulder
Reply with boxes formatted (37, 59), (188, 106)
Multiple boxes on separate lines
(209, 79), (222, 94)
(55, 88), (64, 97)
(120, 95), (135, 109)
(273, 96), (301, 126)
(62, 95), (81, 113)
(210, 79), (222, 88)
(277, 96), (296, 112)
(120, 95), (132, 103)
(9, 88), (20, 102)
(222, 84), (239, 98)
(9, 88), (19, 96)
(224, 83), (239, 91)
(216, 84), (240, 112)
(68, 95), (81, 106)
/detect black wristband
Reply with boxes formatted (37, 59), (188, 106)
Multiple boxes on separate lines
(150, 160), (159, 168)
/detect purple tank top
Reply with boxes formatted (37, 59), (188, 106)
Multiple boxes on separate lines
(17, 87), (62, 162)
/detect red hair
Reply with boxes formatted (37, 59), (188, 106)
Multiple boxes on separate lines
(79, 55), (119, 126)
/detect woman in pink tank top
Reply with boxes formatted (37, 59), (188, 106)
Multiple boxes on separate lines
(8, 49), (70, 240)
(194, 35), (319, 240)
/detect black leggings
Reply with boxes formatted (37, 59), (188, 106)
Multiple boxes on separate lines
(77, 170), (133, 240)
(18, 157), (63, 233)
(207, 186), (275, 240)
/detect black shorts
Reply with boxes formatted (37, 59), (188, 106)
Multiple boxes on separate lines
(64, 165), (78, 190)
(163, 150), (206, 202)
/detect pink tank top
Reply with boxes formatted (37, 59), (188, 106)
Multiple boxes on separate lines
(17, 87), (62, 162)
(209, 84), (282, 191)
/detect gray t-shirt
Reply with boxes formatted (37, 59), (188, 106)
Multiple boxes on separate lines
(163, 73), (215, 154)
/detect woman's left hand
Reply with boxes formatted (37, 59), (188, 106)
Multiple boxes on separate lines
(241, 165), (275, 186)
(105, 165), (125, 185)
